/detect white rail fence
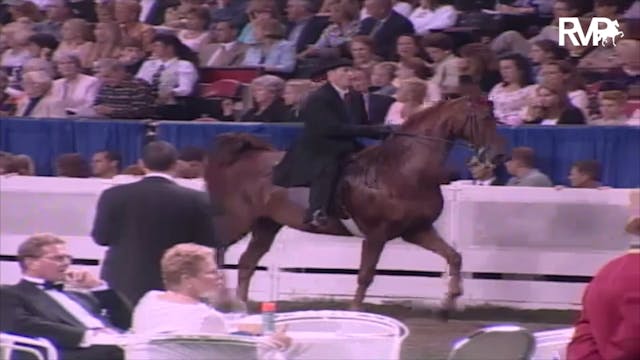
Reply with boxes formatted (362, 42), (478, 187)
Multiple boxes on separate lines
(0, 176), (635, 310)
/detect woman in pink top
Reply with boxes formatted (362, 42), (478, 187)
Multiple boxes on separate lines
(488, 53), (535, 126)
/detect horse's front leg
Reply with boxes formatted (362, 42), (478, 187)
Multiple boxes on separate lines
(236, 218), (282, 301)
(351, 234), (386, 311)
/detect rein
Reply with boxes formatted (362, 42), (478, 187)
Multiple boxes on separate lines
(389, 132), (478, 153)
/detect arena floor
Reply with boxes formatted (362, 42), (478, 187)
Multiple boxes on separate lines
(253, 301), (576, 360)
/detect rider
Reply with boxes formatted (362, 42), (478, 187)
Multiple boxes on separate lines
(273, 58), (393, 227)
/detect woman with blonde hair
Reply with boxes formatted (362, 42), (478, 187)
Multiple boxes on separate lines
(86, 22), (122, 66)
(241, 74), (290, 122)
(385, 77), (429, 125)
(53, 18), (95, 68)
(523, 82), (586, 125)
(283, 79), (316, 122)
(238, 0), (279, 45)
(242, 18), (296, 74)
(132, 243), (291, 359)
(51, 53), (100, 115)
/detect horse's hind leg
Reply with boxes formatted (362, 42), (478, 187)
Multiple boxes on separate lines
(236, 218), (282, 301)
(402, 227), (462, 320)
(352, 234), (386, 311)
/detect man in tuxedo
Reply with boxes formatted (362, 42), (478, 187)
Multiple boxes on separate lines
(349, 67), (395, 125)
(0, 234), (130, 360)
(453, 154), (504, 186)
(91, 141), (217, 305)
(199, 20), (247, 67)
(273, 58), (393, 226)
(285, 0), (329, 54)
(357, 0), (414, 60)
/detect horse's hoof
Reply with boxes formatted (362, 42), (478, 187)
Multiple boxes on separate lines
(436, 308), (450, 322)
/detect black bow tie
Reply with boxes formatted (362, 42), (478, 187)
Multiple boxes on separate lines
(33, 281), (64, 291)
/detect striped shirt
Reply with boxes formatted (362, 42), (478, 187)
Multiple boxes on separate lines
(94, 79), (153, 119)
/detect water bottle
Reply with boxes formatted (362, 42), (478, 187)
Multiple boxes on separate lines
(261, 301), (276, 335)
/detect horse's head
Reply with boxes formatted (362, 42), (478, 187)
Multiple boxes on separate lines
(206, 132), (275, 168)
(404, 96), (505, 166)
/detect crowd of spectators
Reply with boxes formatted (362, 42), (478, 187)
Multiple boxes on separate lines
(0, 0), (638, 125)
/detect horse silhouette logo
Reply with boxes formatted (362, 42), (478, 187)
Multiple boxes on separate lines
(560, 17), (625, 47)
(597, 19), (624, 46)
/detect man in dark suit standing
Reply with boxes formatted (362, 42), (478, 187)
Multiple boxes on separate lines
(0, 234), (130, 360)
(349, 67), (395, 124)
(91, 141), (217, 305)
(273, 58), (392, 226)
(357, 0), (414, 60)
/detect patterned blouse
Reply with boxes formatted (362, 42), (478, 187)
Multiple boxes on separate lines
(488, 83), (535, 126)
(312, 21), (359, 54)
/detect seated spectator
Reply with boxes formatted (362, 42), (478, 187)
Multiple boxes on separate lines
(394, 56), (439, 102)
(350, 67), (394, 124)
(609, 39), (640, 98)
(283, 79), (315, 122)
(15, 70), (64, 117)
(360, 0), (414, 18)
(34, 0), (74, 40)
(242, 17), (296, 74)
(238, 0), (279, 45)
(241, 74), (290, 122)
(199, 20), (246, 67)
(163, 0), (206, 29)
(371, 61), (398, 96)
(0, 70), (17, 116)
(394, 34), (427, 63)
(177, 146), (205, 178)
(458, 42), (501, 94)
(53, 18), (95, 69)
(86, 22), (123, 66)
(357, 0), (415, 60)
(131, 243), (291, 357)
(566, 190), (640, 360)
(285, 0), (330, 55)
(116, 0), (155, 52)
(567, 160), (603, 189)
(408, 0), (457, 36)
(0, 151), (12, 174)
(96, 0), (116, 23)
(490, 0), (581, 57)
(348, 35), (380, 73)
(591, 90), (630, 125)
(523, 83), (586, 125)
(505, 147), (553, 187)
(51, 53), (100, 116)
(6, 0), (44, 24)
(4, 154), (36, 176)
(0, 22), (33, 69)
(26, 33), (59, 61)
(528, 39), (568, 81)
(56, 153), (91, 178)
(121, 164), (147, 175)
(209, 0), (249, 29)
(117, 37), (147, 75)
(93, 58), (154, 119)
(21, 57), (55, 77)
(494, 0), (538, 14)
(385, 77), (428, 125)
(178, 7), (212, 52)
(488, 53), (535, 126)
(467, 153), (502, 186)
(537, 61), (589, 115)
(91, 150), (121, 179)
(0, 233), (130, 360)
(298, 0), (359, 59)
(422, 33), (460, 95)
(136, 33), (199, 119)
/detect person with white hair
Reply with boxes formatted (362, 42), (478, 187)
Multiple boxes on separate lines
(51, 52), (99, 116)
(15, 70), (65, 117)
(240, 74), (290, 122)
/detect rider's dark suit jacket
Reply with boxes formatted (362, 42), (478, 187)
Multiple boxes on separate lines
(273, 82), (389, 187)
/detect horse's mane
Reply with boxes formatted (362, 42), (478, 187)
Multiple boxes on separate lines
(400, 101), (449, 131)
(208, 132), (275, 167)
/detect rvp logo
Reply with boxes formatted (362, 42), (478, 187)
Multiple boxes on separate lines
(559, 17), (624, 47)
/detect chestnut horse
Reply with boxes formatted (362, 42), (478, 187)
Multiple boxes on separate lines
(204, 97), (503, 316)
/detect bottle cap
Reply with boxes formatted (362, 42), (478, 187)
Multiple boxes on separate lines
(261, 302), (276, 312)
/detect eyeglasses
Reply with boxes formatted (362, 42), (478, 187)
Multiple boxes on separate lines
(38, 255), (73, 263)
